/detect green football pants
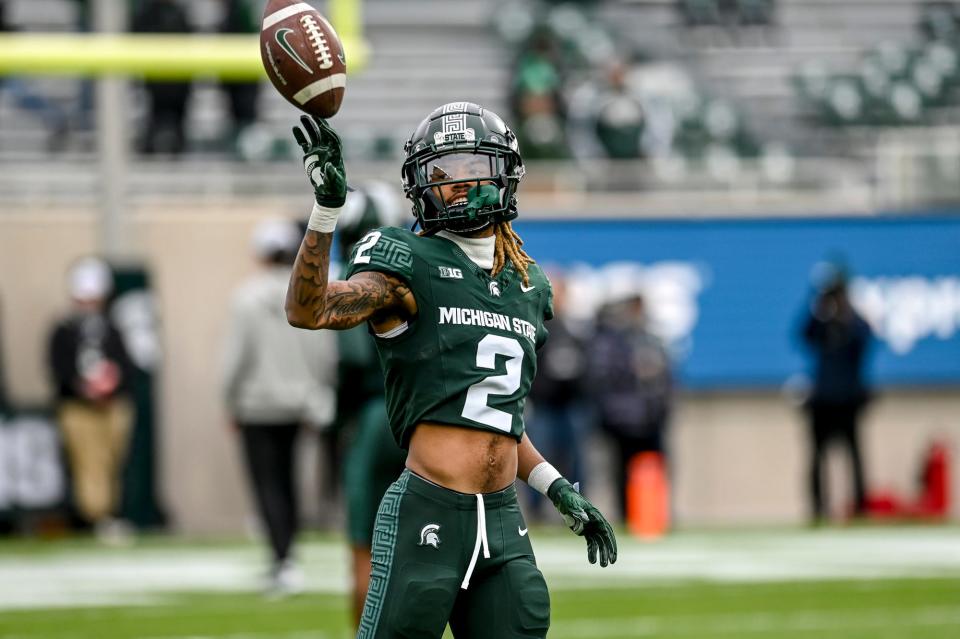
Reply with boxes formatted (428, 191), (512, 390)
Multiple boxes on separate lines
(357, 469), (550, 639)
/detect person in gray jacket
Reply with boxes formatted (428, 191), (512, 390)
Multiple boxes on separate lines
(222, 217), (337, 596)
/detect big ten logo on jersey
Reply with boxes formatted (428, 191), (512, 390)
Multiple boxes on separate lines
(352, 231), (413, 269)
(438, 306), (537, 344)
(438, 266), (463, 279)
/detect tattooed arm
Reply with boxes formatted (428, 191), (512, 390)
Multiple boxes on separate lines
(285, 230), (416, 331)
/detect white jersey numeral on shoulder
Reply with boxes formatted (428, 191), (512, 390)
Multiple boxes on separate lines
(352, 231), (381, 265)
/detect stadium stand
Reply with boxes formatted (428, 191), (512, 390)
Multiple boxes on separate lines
(0, 0), (509, 160)
(0, 0), (957, 211)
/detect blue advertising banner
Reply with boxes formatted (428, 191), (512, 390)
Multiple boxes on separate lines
(514, 215), (960, 388)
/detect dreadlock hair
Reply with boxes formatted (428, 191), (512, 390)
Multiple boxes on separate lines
(492, 220), (534, 286)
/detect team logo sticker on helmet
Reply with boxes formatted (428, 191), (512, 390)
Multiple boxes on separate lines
(419, 523), (441, 548)
(275, 28), (314, 74)
(435, 111), (476, 146)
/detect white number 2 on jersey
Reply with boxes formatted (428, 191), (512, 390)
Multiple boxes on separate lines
(352, 231), (382, 265)
(461, 335), (525, 432)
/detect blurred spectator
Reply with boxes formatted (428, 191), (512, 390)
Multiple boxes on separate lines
(218, 0), (261, 148)
(592, 61), (646, 160)
(0, 1), (70, 151)
(47, 257), (134, 542)
(330, 183), (407, 626)
(524, 270), (589, 519)
(587, 293), (673, 522)
(800, 264), (873, 523)
(222, 217), (337, 597)
(131, 0), (193, 155)
(510, 28), (569, 159)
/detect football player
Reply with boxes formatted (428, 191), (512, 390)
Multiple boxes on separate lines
(286, 102), (616, 639)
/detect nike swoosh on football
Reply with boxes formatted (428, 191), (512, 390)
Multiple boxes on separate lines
(275, 28), (314, 74)
(520, 283), (536, 292)
(518, 527), (528, 537)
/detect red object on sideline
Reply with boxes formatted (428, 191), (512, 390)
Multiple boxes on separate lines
(863, 440), (951, 520)
(626, 452), (670, 539)
(915, 441), (950, 517)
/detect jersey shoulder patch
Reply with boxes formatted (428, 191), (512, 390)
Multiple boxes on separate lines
(342, 226), (417, 283)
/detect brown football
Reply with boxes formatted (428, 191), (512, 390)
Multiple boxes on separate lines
(259, 0), (346, 119)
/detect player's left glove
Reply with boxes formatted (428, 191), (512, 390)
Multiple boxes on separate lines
(292, 115), (347, 209)
(548, 478), (618, 568)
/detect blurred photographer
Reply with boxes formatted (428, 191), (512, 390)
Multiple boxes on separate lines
(800, 264), (873, 522)
(48, 257), (134, 541)
(587, 292), (672, 522)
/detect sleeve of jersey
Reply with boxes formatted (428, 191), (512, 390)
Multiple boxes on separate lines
(542, 273), (555, 322)
(340, 227), (416, 286)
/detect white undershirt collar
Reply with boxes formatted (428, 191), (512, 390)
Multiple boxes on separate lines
(436, 230), (495, 270)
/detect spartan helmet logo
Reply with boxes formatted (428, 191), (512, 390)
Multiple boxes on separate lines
(419, 523), (441, 548)
(488, 281), (501, 297)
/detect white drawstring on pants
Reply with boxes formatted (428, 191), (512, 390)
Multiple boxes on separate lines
(460, 493), (490, 590)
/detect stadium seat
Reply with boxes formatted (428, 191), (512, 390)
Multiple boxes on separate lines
(678, 0), (723, 28)
(918, 2), (960, 43)
(735, 0), (776, 27)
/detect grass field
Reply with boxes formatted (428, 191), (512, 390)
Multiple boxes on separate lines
(0, 526), (958, 638)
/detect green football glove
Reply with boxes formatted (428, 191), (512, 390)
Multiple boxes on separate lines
(548, 478), (618, 567)
(292, 115), (347, 208)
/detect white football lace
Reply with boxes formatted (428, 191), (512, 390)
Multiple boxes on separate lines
(300, 15), (333, 70)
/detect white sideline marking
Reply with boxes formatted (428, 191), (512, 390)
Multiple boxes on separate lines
(293, 74), (346, 105)
(0, 528), (959, 610)
(261, 3), (316, 31)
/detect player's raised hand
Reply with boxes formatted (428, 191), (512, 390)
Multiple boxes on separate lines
(293, 115), (346, 208)
(548, 479), (618, 567)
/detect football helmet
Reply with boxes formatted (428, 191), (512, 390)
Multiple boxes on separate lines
(401, 102), (524, 235)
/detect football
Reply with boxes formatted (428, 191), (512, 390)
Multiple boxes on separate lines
(259, 0), (346, 119)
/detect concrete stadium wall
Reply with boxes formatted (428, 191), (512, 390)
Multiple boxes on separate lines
(1, 209), (958, 533)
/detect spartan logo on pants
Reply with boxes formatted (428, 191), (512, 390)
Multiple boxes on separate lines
(419, 523), (441, 548)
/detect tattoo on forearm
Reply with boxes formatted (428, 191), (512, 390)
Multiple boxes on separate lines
(286, 231), (409, 329)
(287, 230), (332, 324)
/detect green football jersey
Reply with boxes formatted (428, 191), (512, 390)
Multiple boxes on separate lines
(342, 227), (553, 448)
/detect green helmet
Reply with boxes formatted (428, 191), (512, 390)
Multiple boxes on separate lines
(401, 102), (525, 235)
